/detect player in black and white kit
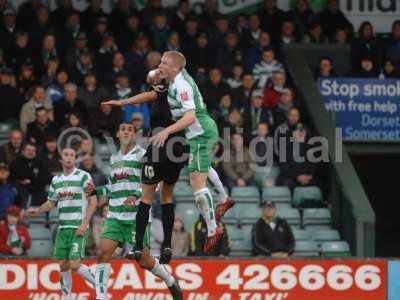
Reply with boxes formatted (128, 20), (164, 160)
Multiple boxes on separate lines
(102, 70), (234, 262)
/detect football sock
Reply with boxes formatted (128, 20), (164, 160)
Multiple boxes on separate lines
(194, 188), (217, 237)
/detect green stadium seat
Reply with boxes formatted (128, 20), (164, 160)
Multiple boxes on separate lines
(277, 208), (301, 225)
(175, 203), (198, 230)
(236, 202), (260, 223)
(27, 212), (47, 225)
(179, 167), (190, 181)
(321, 241), (351, 257)
(230, 238), (252, 257)
(303, 208), (332, 227)
(29, 227), (52, 240)
(262, 186), (291, 204)
(221, 205), (238, 223)
(255, 166), (280, 188)
(27, 240), (53, 257)
(240, 224), (253, 238)
(292, 186), (324, 208)
(293, 240), (319, 257)
(231, 187), (260, 203)
(312, 229), (341, 244)
(226, 224), (243, 241)
(292, 229), (313, 241)
(174, 184), (193, 202)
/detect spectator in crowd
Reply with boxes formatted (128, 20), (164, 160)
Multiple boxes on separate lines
(351, 21), (382, 70)
(17, 0), (43, 32)
(76, 137), (105, 172)
(0, 163), (18, 218)
(150, 13), (170, 52)
(69, 48), (96, 83)
(302, 20), (328, 44)
(186, 32), (213, 81)
(171, 215), (190, 257)
(314, 0), (353, 42)
(0, 205), (31, 256)
(79, 153), (107, 186)
(243, 90), (273, 140)
(54, 82), (89, 127)
(240, 14), (262, 51)
(117, 13), (141, 52)
(96, 32), (119, 76)
(191, 215), (229, 256)
(20, 85), (54, 132)
(89, 100), (122, 141)
(29, 6), (52, 51)
(220, 108), (243, 134)
(0, 67), (23, 123)
(216, 31), (243, 76)
(0, 9), (17, 54)
(66, 31), (89, 71)
(263, 70), (287, 108)
(245, 31), (272, 71)
(235, 13), (249, 35)
(81, 0), (107, 32)
(10, 142), (49, 207)
(334, 27), (350, 44)
(202, 68), (231, 117)
(51, 0), (75, 29)
(56, 10), (82, 55)
(273, 88), (295, 128)
(386, 20), (400, 67)
(78, 73), (110, 114)
(41, 57), (60, 88)
(217, 94), (233, 127)
(180, 15), (199, 55)
(380, 58), (398, 79)
(209, 14), (230, 53)
(141, 0), (168, 30)
(223, 132), (255, 189)
(8, 30), (33, 75)
(126, 33), (151, 88)
(109, 0), (136, 35)
(276, 108), (322, 191)
(232, 73), (256, 108)
(17, 62), (38, 97)
(170, 0), (189, 33)
(252, 200), (294, 257)
(88, 16), (109, 49)
(288, 0), (314, 40)
(251, 122), (274, 170)
(258, 0), (286, 42)
(101, 51), (128, 87)
(198, 0), (218, 30)
(315, 56), (336, 79)
(39, 33), (59, 76)
(131, 112), (149, 138)
(38, 135), (61, 178)
(253, 47), (284, 89)
(163, 31), (181, 53)
(0, 129), (23, 165)
(349, 56), (378, 78)
(278, 19), (297, 48)
(45, 69), (69, 103)
(226, 63), (244, 89)
(26, 107), (59, 147)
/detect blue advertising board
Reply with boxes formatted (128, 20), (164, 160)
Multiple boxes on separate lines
(318, 78), (400, 141)
(389, 260), (400, 300)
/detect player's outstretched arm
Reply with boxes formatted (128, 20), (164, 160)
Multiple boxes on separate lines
(25, 200), (56, 217)
(77, 195), (97, 235)
(101, 91), (158, 107)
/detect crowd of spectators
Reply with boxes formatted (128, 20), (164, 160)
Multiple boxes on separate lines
(0, 0), (398, 257)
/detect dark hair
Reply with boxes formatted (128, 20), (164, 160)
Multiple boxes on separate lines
(23, 141), (36, 150)
(262, 46), (274, 53)
(35, 107), (48, 115)
(358, 21), (374, 39)
(320, 56), (333, 64)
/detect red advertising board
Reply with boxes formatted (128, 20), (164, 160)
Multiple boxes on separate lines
(0, 259), (387, 300)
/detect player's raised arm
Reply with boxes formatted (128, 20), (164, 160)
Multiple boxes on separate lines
(101, 91), (158, 107)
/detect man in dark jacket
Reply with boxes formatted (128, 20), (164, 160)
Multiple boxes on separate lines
(0, 67), (23, 123)
(252, 200), (294, 257)
(26, 107), (59, 148)
(0, 129), (23, 165)
(9, 142), (49, 207)
(191, 215), (230, 257)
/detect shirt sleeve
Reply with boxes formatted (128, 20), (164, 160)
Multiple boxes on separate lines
(176, 81), (195, 112)
(81, 172), (94, 190)
(47, 179), (58, 202)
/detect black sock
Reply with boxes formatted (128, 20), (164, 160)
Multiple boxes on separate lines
(161, 203), (174, 249)
(135, 201), (151, 251)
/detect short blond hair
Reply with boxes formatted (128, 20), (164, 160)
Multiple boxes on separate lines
(164, 51), (186, 69)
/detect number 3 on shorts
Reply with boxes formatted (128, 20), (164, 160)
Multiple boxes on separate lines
(72, 242), (79, 253)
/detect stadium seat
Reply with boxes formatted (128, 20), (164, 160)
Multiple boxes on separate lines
(312, 229), (341, 244)
(231, 187), (260, 203)
(321, 241), (351, 257)
(303, 208), (332, 227)
(0, 123), (13, 140)
(276, 207), (301, 225)
(178, 167), (189, 181)
(175, 202), (198, 230)
(29, 227), (52, 240)
(255, 166), (280, 188)
(292, 186), (324, 208)
(226, 224), (243, 241)
(239, 224), (253, 239)
(48, 208), (59, 224)
(27, 212), (47, 225)
(293, 240), (319, 257)
(27, 240), (53, 257)
(230, 238), (252, 257)
(292, 228), (313, 241)
(236, 202), (260, 223)
(173, 184), (193, 202)
(210, 186), (229, 200)
(262, 186), (291, 204)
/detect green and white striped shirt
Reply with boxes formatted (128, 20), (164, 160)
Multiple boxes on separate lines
(48, 168), (93, 228)
(105, 145), (146, 224)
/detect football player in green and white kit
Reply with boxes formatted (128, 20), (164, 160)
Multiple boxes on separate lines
(94, 122), (182, 300)
(26, 148), (97, 300)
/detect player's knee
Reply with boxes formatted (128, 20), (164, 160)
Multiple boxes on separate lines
(138, 257), (153, 270)
(69, 260), (80, 272)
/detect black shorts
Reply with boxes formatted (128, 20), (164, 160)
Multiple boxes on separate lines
(141, 138), (189, 185)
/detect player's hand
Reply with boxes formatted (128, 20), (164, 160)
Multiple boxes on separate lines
(11, 247), (23, 256)
(76, 223), (87, 236)
(123, 196), (138, 207)
(149, 130), (169, 147)
(85, 181), (95, 196)
(101, 100), (121, 107)
(25, 207), (39, 217)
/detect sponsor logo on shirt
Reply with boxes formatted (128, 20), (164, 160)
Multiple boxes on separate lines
(180, 91), (189, 101)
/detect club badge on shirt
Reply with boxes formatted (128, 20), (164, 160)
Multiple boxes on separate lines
(179, 91), (189, 101)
